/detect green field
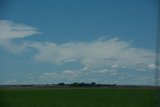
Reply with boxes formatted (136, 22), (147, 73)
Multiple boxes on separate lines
(0, 88), (159, 107)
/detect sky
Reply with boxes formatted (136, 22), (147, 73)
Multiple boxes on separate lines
(0, 0), (159, 85)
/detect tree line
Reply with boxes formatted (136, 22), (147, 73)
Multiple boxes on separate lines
(0, 82), (116, 88)
(58, 82), (116, 87)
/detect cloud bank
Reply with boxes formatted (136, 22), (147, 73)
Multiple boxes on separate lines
(0, 19), (156, 85)
(26, 38), (155, 71)
(0, 19), (154, 71)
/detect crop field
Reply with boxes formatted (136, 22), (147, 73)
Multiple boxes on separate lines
(0, 88), (159, 107)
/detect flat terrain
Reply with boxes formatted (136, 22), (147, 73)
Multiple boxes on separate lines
(0, 88), (159, 107)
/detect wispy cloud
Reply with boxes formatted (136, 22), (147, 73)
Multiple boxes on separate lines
(0, 20), (40, 41)
(0, 20), (40, 53)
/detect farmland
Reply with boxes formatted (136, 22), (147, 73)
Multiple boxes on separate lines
(0, 87), (159, 107)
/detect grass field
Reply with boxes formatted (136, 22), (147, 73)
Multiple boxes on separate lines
(0, 88), (159, 107)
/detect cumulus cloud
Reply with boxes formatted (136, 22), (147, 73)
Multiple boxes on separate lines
(26, 38), (155, 71)
(148, 64), (156, 70)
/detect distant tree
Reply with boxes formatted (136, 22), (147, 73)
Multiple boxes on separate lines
(59, 82), (116, 87)
(58, 82), (65, 86)
(74, 82), (79, 86)
(91, 82), (96, 86)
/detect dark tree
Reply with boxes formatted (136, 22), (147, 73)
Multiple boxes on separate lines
(58, 82), (65, 86)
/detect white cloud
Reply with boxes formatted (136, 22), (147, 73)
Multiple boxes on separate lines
(62, 70), (75, 74)
(43, 72), (56, 76)
(111, 64), (118, 68)
(26, 38), (155, 71)
(0, 40), (27, 53)
(0, 20), (40, 41)
(0, 19), (156, 85)
(91, 69), (109, 73)
(0, 20), (40, 53)
(148, 64), (156, 70)
(0, 20), (155, 72)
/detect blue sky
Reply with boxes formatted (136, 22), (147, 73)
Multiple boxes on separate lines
(0, 0), (159, 85)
